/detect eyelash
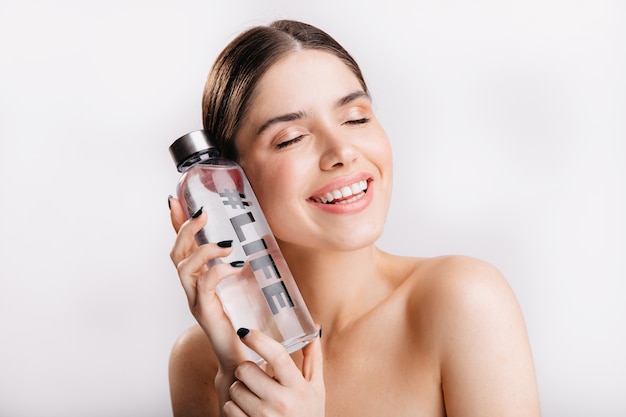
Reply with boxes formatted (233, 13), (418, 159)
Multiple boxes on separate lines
(344, 117), (370, 125)
(275, 118), (371, 149)
(276, 135), (304, 149)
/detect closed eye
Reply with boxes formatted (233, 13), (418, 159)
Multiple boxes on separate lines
(276, 135), (305, 149)
(344, 117), (370, 125)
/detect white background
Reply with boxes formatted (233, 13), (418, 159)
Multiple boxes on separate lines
(0, 1), (624, 416)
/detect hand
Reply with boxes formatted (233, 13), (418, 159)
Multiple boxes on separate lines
(223, 329), (325, 417)
(169, 197), (249, 370)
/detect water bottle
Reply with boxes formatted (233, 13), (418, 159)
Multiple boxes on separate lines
(169, 130), (318, 362)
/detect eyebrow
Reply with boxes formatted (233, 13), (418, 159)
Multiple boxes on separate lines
(336, 90), (370, 108)
(256, 111), (308, 135)
(255, 90), (371, 135)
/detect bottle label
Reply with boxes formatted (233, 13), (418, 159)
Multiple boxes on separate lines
(216, 174), (295, 316)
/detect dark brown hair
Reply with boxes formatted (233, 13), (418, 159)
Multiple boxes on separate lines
(202, 19), (368, 160)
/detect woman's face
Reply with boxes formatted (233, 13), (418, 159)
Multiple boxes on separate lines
(234, 50), (393, 251)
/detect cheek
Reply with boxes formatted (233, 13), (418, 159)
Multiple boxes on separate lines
(367, 129), (394, 170)
(385, 142), (394, 172)
(248, 173), (300, 242)
(254, 162), (309, 228)
(243, 161), (291, 209)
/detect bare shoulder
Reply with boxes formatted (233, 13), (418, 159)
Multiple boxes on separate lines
(407, 255), (515, 314)
(407, 255), (525, 347)
(418, 254), (506, 284)
(405, 255), (541, 416)
(169, 324), (219, 417)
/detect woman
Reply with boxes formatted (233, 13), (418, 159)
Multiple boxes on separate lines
(167, 19), (541, 417)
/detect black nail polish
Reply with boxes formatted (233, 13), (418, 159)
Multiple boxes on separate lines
(237, 328), (250, 338)
(319, 326), (323, 339)
(217, 240), (233, 248)
(230, 261), (245, 268)
(191, 206), (204, 219)
(167, 195), (173, 209)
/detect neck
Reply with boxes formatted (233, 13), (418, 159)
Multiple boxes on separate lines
(278, 241), (389, 335)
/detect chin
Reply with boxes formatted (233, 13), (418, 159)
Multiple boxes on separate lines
(277, 225), (383, 253)
(326, 225), (385, 251)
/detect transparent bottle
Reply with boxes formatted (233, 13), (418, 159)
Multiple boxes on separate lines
(169, 130), (318, 363)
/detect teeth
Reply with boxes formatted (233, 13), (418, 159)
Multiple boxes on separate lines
(312, 180), (368, 204)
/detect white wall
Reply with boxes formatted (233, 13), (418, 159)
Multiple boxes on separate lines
(0, 1), (624, 416)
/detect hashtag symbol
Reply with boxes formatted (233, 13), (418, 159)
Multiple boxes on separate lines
(219, 189), (249, 209)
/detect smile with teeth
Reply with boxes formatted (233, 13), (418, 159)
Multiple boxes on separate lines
(311, 180), (369, 204)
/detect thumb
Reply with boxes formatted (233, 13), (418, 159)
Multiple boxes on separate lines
(301, 326), (324, 387)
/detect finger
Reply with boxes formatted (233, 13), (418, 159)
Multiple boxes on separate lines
(195, 261), (240, 302)
(301, 326), (323, 385)
(236, 328), (301, 387)
(222, 399), (248, 417)
(168, 196), (187, 233)
(170, 207), (207, 265)
(228, 376), (265, 416)
(182, 261), (250, 368)
(232, 359), (278, 402)
(176, 242), (232, 284)
(177, 246), (234, 307)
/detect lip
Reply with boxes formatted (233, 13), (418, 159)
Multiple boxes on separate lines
(308, 172), (372, 198)
(307, 172), (374, 214)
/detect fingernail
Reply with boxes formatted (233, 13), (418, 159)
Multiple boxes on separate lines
(237, 328), (250, 338)
(319, 326), (323, 338)
(191, 206), (204, 219)
(167, 195), (173, 209)
(230, 260), (245, 268)
(217, 240), (233, 248)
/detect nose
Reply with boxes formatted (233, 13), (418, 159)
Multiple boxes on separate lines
(318, 126), (359, 170)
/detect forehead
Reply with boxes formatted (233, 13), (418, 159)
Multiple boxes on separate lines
(248, 49), (363, 115)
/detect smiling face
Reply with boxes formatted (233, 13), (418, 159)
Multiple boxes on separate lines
(234, 50), (393, 252)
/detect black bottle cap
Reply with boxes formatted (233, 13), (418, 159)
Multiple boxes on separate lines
(169, 130), (220, 172)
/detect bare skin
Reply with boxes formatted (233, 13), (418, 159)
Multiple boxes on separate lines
(168, 50), (541, 417)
